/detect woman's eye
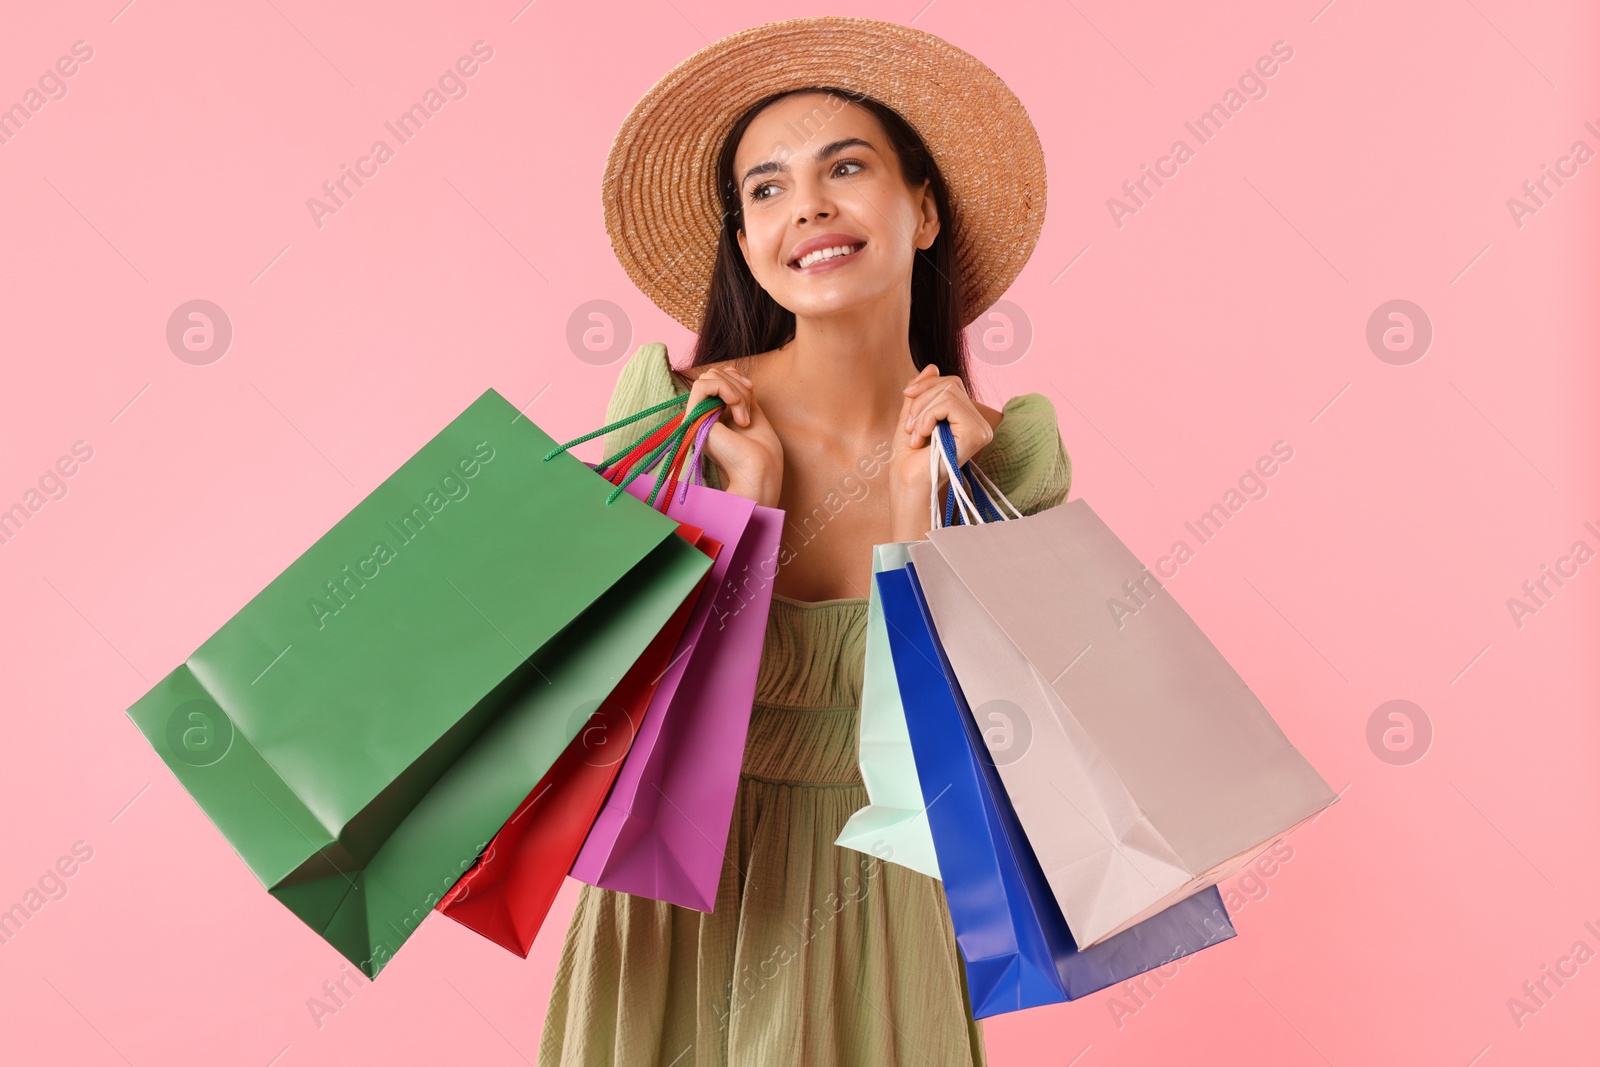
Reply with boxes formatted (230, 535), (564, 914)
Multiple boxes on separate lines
(748, 160), (862, 203)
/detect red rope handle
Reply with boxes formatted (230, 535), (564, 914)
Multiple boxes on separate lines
(605, 411), (685, 486)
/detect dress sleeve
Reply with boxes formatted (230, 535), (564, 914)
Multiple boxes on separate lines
(600, 342), (685, 460)
(973, 392), (1072, 517)
(598, 343), (724, 490)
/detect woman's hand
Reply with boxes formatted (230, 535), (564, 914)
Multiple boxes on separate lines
(887, 365), (996, 539)
(683, 364), (784, 509)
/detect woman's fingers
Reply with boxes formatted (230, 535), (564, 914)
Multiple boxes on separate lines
(688, 367), (753, 426)
(896, 390), (918, 445)
(904, 382), (993, 465)
(901, 363), (940, 398)
(904, 379), (965, 436)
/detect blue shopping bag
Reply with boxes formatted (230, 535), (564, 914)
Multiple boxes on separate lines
(877, 562), (1239, 1018)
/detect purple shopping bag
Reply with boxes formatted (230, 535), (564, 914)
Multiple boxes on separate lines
(570, 422), (784, 911)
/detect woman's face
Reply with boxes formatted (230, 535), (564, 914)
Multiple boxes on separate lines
(733, 93), (940, 323)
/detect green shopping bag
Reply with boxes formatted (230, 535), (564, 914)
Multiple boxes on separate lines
(834, 542), (942, 878)
(127, 388), (711, 976)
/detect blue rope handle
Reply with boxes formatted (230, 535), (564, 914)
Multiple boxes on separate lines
(935, 421), (1005, 526)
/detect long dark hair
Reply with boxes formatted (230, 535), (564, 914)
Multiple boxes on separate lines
(690, 86), (971, 388)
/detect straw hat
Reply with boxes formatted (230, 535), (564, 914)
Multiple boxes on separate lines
(600, 15), (1047, 333)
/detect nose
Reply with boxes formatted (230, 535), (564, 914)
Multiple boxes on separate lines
(792, 171), (835, 225)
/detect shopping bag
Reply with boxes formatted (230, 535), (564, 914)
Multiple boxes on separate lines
(125, 388), (712, 976)
(833, 541), (941, 879)
(435, 523), (719, 956)
(908, 423), (1338, 950)
(834, 431), (1018, 878)
(570, 403), (785, 911)
(878, 561), (1237, 1019)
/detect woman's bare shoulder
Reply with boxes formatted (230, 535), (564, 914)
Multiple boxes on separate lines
(977, 400), (1004, 432)
(675, 348), (780, 385)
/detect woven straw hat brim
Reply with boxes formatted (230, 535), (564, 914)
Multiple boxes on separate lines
(601, 15), (1047, 334)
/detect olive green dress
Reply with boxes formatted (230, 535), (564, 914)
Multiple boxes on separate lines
(538, 343), (1073, 1067)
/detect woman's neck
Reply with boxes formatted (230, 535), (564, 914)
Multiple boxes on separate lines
(765, 304), (922, 437)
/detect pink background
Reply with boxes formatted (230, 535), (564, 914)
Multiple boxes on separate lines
(2, 0), (1595, 1064)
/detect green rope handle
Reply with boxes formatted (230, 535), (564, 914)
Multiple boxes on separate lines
(605, 431), (679, 498)
(643, 399), (722, 508)
(542, 392), (689, 465)
(625, 396), (723, 508)
(595, 401), (708, 503)
(542, 391), (725, 509)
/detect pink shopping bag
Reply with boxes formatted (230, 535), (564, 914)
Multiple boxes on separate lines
(570, 419), (784, 911)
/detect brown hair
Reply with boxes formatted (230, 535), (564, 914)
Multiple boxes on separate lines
(689, 86), (971, 387)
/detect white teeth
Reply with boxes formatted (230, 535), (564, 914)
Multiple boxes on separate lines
(795, 244), (862, 269)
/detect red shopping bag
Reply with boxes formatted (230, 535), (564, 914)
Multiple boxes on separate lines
(435, 522), (721, 956)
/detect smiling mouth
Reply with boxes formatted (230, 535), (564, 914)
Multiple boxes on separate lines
(790, 242), (866, 270)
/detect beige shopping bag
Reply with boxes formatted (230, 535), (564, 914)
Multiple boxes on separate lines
(908, 471), (1337, 949)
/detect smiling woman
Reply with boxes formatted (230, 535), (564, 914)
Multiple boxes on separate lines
(538, 16), (1067, 1067)
(697, 87), (970, 390)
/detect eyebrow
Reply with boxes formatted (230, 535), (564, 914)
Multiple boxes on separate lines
(739, 137), (876, 192)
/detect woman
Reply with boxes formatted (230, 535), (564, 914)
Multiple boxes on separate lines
(540, 17), (1070, 1066)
